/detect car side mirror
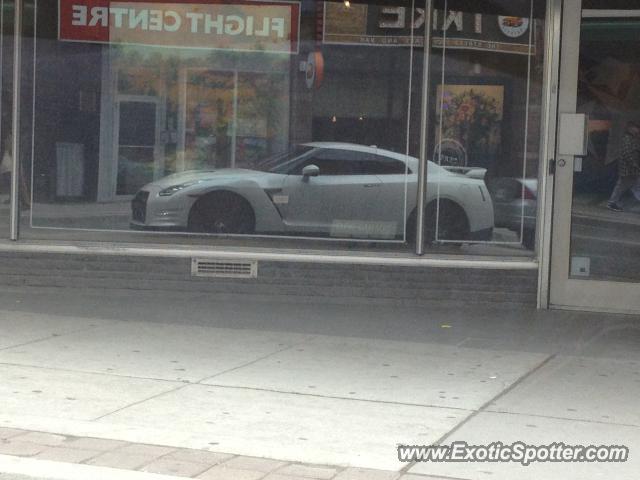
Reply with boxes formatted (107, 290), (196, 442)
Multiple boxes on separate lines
(302, 164), (320, 178)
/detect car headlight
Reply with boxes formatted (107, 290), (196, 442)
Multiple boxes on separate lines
(158, 181), (202, 196)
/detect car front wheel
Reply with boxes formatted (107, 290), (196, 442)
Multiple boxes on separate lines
(188, 192), (255, 234)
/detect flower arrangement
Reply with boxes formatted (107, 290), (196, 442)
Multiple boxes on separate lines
(437, 86), (503, 168)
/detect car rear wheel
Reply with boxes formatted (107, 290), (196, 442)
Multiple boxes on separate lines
(406, 201), (470, 244)
(425, 201), (470, 243)
(188, 192), (255, 234)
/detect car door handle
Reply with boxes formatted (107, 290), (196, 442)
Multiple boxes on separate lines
(363, 183), (381, 188)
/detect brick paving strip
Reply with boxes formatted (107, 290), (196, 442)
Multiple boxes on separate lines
(0, 427), (451, 480)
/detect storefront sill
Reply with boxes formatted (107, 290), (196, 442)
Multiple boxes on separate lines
(0, 240), (538, 270)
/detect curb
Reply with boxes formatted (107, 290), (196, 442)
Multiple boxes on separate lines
(0, 455), (186, 480)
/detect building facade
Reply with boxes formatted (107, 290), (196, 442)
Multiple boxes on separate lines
(0, 0), (639, 313)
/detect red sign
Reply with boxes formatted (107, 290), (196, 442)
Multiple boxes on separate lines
(59, 0), (300, 54)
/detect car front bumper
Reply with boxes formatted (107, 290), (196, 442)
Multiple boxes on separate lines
(130, 187), (193, 230)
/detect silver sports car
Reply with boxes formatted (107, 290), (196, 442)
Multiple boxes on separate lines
(131, 142), (494, 242)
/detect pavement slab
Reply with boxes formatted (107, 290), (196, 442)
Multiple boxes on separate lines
(487, 355), (640, 426)
(0, 311), (106, 350)
(408, 411), (640, 480)
(162, 448), (233, 465)
(0, 454), (193, 480)
(222, 456), (287, 472)
(85, 450), (164, 470)
(0, 441), (48, 457)
(205, 335), (550, 410)
(0, 322), (311, 382)
(0, 428), (28, 440)
(140, 457), (212, 477)
(61, 437), (128, 451)
(0, 364), (178, 421)
(96, 384), (468, 471)
(274, 464), (338, 479)
(332, 468), (400, 479)
(13, 432), (68, 447)
(196, 465), (266, 480)
(33, 446), (102, 463)
(262, 474), (316, 480)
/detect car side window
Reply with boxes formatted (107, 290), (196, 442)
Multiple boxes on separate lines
(287, 148), (409, 176)
(361, 154), (410, 175)
(290, 149), (365, 175)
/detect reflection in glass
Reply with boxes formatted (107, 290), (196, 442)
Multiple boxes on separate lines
(0, 1), (13, 238)
(569, 14), (640, 283)
(433, 1), (544, 251)
(23, 0), (546, 255)
(0, 135), (9, 237)
(29, 0), (418, 242)
(117, 99), (160, 195)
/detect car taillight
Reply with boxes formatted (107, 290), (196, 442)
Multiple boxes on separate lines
(522, 186), (536, 200)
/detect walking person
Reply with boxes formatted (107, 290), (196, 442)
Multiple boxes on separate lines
(0, 136), (12, 204)
(608, 121), (640, 212)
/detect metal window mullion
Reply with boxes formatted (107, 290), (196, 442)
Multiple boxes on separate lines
(415, 0), (434, 255)
(231, 70), (238, 168)
(537, 0), (564, 309)
(10, 0), (23, 240)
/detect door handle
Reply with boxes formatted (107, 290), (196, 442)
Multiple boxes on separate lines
(363, 183), (381, 188)
(549, 158), (567, 175)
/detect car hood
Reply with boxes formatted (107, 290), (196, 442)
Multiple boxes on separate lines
(148, 169), (266, 189)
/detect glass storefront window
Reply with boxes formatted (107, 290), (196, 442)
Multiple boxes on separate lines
(0, 1), (14, 238)
(430, 0), (545, 252)
(16, 0), (546, 256)
(24, 0), (418, 246)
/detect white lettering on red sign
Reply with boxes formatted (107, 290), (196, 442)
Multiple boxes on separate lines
(60, 1), (300, 54)
(70, 4), (285, 36)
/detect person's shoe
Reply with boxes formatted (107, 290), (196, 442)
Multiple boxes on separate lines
(607, 202), (623, 212)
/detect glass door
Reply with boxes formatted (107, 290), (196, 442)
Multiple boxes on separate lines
(550, 0), (640, 312)
(115, 96), (164, 196)
(181, 70), (235, 172)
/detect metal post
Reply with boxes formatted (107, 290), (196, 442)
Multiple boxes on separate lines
(10, 0), (23, 240)
(537, 0), (564, 309)
(415, 0), (433, 255)
(231, 70), (238, 168)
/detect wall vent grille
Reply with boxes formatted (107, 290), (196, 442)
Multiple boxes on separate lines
(191, 259), (258, 279)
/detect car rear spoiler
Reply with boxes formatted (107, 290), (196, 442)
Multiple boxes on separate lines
(442, 166), (487, 180)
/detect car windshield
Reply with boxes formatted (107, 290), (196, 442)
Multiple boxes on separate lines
(252, 146), (316, 174)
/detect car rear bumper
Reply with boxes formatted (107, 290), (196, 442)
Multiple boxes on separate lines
(494, 201), (536, 231)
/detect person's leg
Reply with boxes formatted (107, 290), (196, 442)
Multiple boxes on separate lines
(608, 176), (636, 209)
(0, 172), (10, 194)
(0, 173), (10, 204)
(631, 176), (640, 202)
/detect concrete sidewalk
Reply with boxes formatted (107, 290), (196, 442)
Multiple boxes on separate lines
(0, 288), (639, 479)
